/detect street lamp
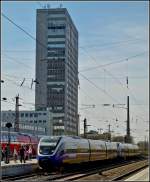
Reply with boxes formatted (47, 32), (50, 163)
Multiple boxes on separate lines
(5, 122), (12, 163)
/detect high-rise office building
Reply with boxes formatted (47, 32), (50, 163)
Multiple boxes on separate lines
(35, 8), (78, 135)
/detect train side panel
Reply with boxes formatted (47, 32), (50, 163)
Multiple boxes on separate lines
(62, 138), (89, 164)
(89, 140), (107, 161)
(105, 142), (118, 160)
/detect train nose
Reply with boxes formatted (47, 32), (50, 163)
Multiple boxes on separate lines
(39, 158), (52, 169)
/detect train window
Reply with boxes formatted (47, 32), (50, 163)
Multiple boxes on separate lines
(39, 137), (61, 155)
(40, 137), (60, 144)
(39, 145), (56, 155)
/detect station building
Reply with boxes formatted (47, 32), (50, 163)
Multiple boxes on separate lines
(1, 110), (53, 136)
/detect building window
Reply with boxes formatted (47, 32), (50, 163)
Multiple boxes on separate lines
(39, 120), (42, 123)
(30, 113), (33, 117)
(30, 120), (33, 123)
(43, 113), (46, 115)
(34, 113), (38, 117)
(21, 113), (24, 117)
(25, 113), (28, 117)
(34, 120), (37, 123)
(43, 120), (46, 123)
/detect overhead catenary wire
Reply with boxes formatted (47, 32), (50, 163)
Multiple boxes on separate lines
(2, 12), (47, 52)
(2, 38), (145, 53)
(79, 38), (146, 49)
(2, 11), (148, 126)
(2, 12), (122, 107)
(80, 47), (148, 120)
(79, 73), (121, 104)
(3, 76), (35, 92)
(2, 54), (34, 70)
(79, 51), (147, 72)
(1, 99), (32, 110)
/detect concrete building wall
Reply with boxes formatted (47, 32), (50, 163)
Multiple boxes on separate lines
(35, 10), (48, 110)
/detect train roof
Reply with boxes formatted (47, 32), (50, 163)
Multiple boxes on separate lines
(1, 131), (39, 138)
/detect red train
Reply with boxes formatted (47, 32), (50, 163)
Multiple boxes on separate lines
(1, 131), (39, 157)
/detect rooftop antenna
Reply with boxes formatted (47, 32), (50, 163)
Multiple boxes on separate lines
(47, 4), (50, 9)
(60, 3), (63, 8)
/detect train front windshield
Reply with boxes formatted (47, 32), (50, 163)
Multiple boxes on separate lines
(39, 137), (60, 155)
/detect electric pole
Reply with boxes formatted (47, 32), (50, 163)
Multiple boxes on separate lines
(127, 95), (130, 140)
(14, 94), (20, 132)
(108, 124), (111, 141)
(84, 118), (87, 138)
(125, 75), (131, 143)
(124, 95), (131, 143)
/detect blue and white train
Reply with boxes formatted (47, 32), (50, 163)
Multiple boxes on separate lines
(37, 136), (140, 170)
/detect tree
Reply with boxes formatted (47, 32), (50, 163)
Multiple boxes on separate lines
(112, 136), (124, 142)
(137, 141), (149, 155)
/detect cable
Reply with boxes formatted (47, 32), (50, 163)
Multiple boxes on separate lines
(80, 47), (148, 119)
(2, 73), (33, 80)
(2, 99), (33, 110)
(3, 77), (35, 92)
(80, 51), (147, 127)
(2, 49), (35, 52)
(80, 38), (146, 49)
(79, 51), (147, 72)
(2, 54), (33, 70)
(2, 11), (148, 126)
(79, 76), (148, 80)
(2, 13), (47, 51)
(79, 73), (121, 104)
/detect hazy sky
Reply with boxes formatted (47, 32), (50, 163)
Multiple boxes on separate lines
(1, 1), (149, 142)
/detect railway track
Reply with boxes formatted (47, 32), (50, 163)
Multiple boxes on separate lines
(57, 159), (148, 181)
(3, 157), (147, 181)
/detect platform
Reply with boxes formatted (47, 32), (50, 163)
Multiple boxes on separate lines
(1, 159), (38, 177)
(1, 158), (37, 166)
(125, 167), (149, 181)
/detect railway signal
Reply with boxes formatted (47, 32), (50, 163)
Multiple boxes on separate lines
(5, 122), (12, 163)
(14, 94), (22, 132)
